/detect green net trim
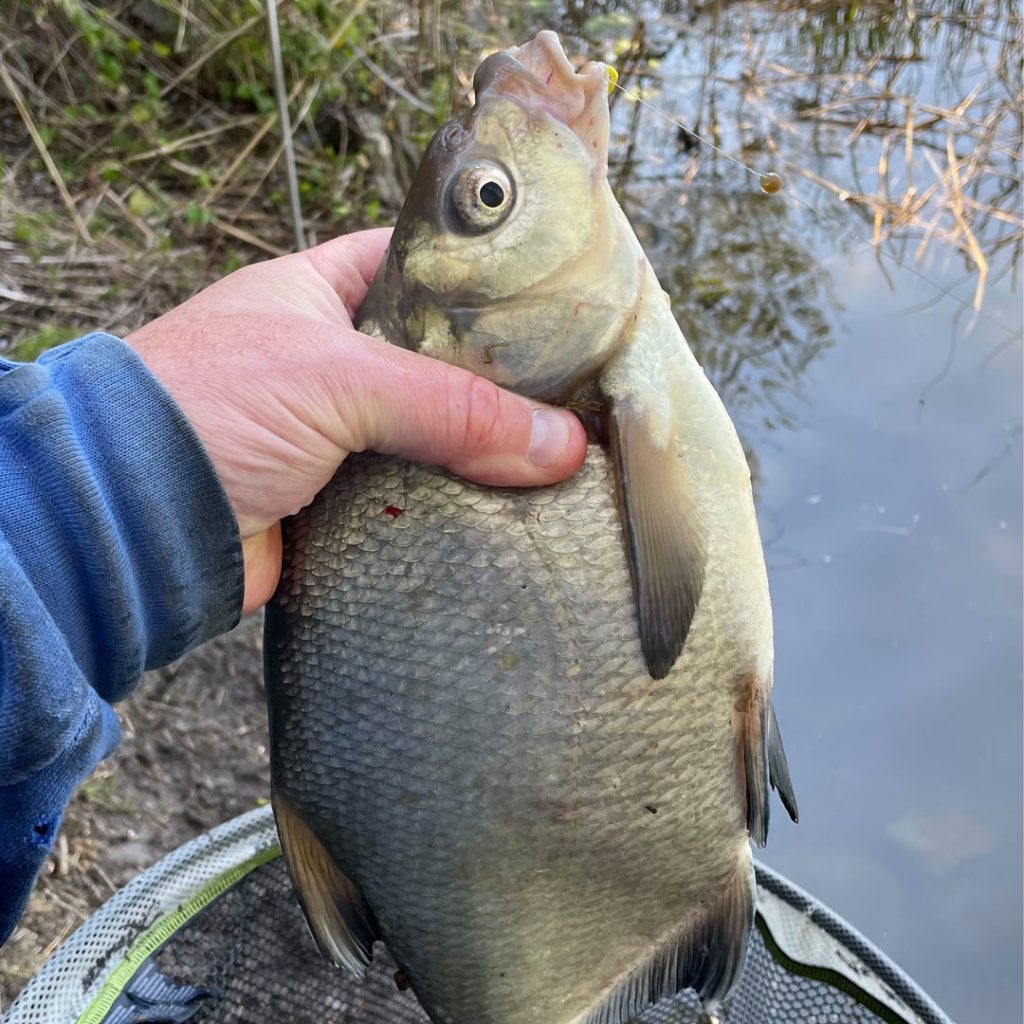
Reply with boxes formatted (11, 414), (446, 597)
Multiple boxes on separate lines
(75, 843), (282, 1024)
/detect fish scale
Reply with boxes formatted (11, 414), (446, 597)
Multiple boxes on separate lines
(266, 449), (749, 1024)
(266, 30), (796, 1024)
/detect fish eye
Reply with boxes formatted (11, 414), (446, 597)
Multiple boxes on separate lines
(450, 162), (515, 231)
(479, 181), (505, 207)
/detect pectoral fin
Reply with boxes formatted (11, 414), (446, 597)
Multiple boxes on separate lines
(272, 792), (380, 975)
(609, 396), (706, 680)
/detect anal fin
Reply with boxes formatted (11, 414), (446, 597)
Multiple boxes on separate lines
(272, 791), (380, 975)
(576, 853), (755, 1024)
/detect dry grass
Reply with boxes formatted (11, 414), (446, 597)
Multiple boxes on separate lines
(0, 0), (468, 355)
(732, 0), (1021, 308)
(607, 1), (1020, 312)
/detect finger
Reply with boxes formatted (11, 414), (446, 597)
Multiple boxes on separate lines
(241, 524), (282, 614)
(319, 336), (588, 487)
(303, 228), (394, 314)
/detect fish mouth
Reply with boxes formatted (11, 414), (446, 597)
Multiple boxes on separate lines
(472, 30), (611, 171)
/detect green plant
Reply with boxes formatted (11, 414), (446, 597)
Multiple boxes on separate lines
(9, 325), (81, 361)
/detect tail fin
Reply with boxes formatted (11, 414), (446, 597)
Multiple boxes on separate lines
(576, 850), (755, 1024)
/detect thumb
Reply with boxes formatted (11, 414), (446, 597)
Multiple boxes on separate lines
(321, 334), (588, 487)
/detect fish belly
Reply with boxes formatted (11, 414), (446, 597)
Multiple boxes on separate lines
(265, 447), (750, 1024)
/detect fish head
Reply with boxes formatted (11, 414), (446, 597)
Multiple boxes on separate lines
(364, 32), (642, 401)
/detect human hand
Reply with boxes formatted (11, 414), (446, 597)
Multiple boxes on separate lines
(126, 228), (586, 614)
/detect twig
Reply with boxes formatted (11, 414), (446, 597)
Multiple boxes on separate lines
(55, 834), (69, 879)
(40, 915), (76, 959)
(104, 188), (158, 248)
(91, 862), (118, 896)
(944, 132), (988, 308)
(904, 101), (915, 190)
(126, 117), (261, 164)
(175, 0), (191, 53)
(329, 0), (370, 49)
(205, 78), (305, 203)
(211, 216), (288, 256)
(0, 58), (93, 244)
(160, 14), (263, 97)
(352, 45), (435, 114)
(39, 884), (87, 923)
(229, 79), (323, 226)
(264, 0), (306, 251)
(0, 282), (30, 301)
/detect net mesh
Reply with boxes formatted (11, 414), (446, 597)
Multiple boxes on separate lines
(143, 859), (905, 1024)
(6, 807), (954, 1024)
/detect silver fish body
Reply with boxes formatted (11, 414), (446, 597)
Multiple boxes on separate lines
(269, 450), (753, 1023)
(265, 30), (796, 1024)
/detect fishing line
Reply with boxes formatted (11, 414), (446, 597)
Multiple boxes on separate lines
(609, 79), (1020, 343)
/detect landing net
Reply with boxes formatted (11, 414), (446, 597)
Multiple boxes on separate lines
(6, 806), (954, 1024)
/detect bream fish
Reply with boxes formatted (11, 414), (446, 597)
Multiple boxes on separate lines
(264, 30), (798, 1024)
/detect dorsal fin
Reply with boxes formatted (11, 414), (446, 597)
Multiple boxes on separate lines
(738, 678), (799, 847)
(768, 701), (799, 824)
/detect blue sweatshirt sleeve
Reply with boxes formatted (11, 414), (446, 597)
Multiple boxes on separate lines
(0, 332), (244, 943)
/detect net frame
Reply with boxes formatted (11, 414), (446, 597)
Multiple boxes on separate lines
(5, 806), (955, 1024)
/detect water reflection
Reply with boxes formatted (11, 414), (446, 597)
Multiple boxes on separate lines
(626, 180), (833, 437)
(437, 0), (1020, 435)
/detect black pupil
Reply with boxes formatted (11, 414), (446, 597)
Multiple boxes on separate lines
(479, 181), (505, 208)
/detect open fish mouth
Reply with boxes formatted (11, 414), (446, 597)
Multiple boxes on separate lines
(472, 30), (611, 172)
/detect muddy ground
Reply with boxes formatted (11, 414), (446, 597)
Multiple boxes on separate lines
(0, 616), (271, 1009)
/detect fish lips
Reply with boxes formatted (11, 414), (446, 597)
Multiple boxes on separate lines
(473, 31), (612, 172)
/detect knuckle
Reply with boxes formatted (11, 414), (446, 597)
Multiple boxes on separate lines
(457, 374), (510, 456)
